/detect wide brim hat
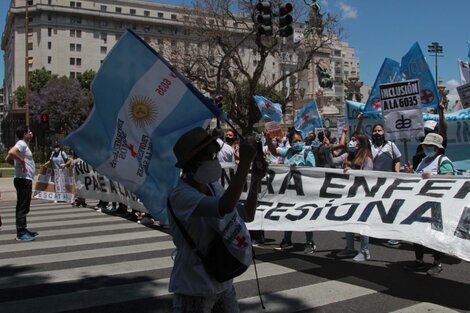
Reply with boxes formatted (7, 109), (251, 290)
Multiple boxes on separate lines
(421, 133), (444, 149)
(173, 127), (218, 168)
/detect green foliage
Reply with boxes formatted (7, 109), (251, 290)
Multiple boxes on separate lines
(76, 69), (96, 94)
(29, 67), (58, 92)
(14, 86), (26, 107)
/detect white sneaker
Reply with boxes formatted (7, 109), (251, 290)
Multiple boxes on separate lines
(353, 251), (371, 262)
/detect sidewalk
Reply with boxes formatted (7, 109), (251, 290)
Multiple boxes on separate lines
(0, 177), (16, 202)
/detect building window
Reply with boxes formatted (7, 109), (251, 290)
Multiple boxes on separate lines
(48, 28), (52, 36)
(100, 5), (107, 12)
(157, 12), (164, 18)
(115, 34), (121, 41)
(70, 29), (81, 38)
(47, 56), (52, 64)
(70, 43), (75, 51)
(115, 7), (122, 13)
(47, 42), (51, 49)
(77, 2), (81, 8)
(77, 58), (81, 66)
(70, 72), (75, 78)
(100, 20), (108, 27)
(171, 14), (177, 20)
(28, 17), (33, 23)
(70, 58), (75, 65)
(71, 16), (82, 24)
(130, 9), (136, 15)
(76, 44), (81, 52)
(100, 46), (107, 54)
(101, 32), (107, 43)
(27, 0), (33, 5)
(27, 42), (33, 51)
(144, 10), (150, 17)
(48, 15), (52, 21)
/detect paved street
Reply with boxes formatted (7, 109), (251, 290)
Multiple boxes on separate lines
(0, 200), (469, 313)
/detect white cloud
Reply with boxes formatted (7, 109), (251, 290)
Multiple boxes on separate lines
(337, 2), (358, 19)
(445, 79), (460, 107)
(319, 0), (329, 8)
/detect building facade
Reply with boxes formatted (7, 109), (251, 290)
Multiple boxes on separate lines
(2, 0), (361, 142)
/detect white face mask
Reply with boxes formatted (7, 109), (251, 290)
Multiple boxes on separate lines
(193, 159), (222, 185)
(423, 146), (436, 158)
(347, 140), (357, 152)
(54, 148), (60, 152)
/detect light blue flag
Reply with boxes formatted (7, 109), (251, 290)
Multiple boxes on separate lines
(294, 100), (322, 137)
(364, 58), (401, 116)
(467, 41), (470, 59)
(64, 31), (220, 222)
(400, 42), (439, 110)
(253, 95), (283, 122)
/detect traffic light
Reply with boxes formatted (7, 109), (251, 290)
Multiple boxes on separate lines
(317, 66), (333, 88)
(40, 113), (49, 130)
(279, 3), (293, 37)
(256, 1), (273, 36)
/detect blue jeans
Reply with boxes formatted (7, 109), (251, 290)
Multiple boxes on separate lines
(282, 231), (314, 243)
(345, 233), (369, 253)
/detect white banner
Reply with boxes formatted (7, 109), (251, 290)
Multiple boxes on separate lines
(380, 80), (424, 140)
(33, 167), (75, 203)
(238, 166), (470, 261)
(73, 159), (146, 212)
(457, 82), (470, 109)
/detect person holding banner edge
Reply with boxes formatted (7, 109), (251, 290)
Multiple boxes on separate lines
(168, 127), (266, 312)
(265, 128), (317, 254)
(404, 132), (455, 276)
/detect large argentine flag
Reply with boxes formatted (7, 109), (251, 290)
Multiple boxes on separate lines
(253, 95), (283, 122)
(64, 31), (220, 222)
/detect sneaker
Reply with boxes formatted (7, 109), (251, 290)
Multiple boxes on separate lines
(404, 260), (426, 271)
(353, 250), (371, 262)
(26, 229), (39, 237)
(278, 240), (293, 250)
(336, 248), (358, 259)
(251, 239), (265, 247)
(16, 232), (36, 242)
(387, 239), (400, 245)
(427, 263), (442, 276)
(303, 241), (316, 254)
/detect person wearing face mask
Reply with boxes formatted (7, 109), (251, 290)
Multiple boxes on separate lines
(404, 133), (454, 276)
(168, 127), (266, 312)
(336, 134), (374, 261)
(225, 128), (240, 164)
(5, 125), (37, 241)
(265, 128), (317, 254)
(42, 144), (70, 203)
(370, 124), (402, 173)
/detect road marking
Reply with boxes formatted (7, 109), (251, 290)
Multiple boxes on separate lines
(390, 302), (461, 313)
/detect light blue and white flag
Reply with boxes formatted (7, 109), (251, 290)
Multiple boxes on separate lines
(364, 58), (401, 115)
(467, 41), (470, 59)
(253, 95), (283, 122)
(294, 99), (322, 137)
(400, 42), (439, 110)
(64, 31), (221, 222)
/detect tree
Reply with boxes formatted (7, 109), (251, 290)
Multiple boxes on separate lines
(13, 67), (58, 107)
(76, 69), (96, 94)
(30, 76), (92, 134)
(157, 0), (342, 134)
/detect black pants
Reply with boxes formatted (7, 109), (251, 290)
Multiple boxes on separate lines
(14, 178), (32, 235)
(414, 243), (444, 261)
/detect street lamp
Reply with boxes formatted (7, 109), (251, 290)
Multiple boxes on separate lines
(427, 42), (443, 88)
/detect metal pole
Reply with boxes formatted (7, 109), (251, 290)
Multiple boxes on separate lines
(435, 49), (438, 87)
(24, 0), (30, 128)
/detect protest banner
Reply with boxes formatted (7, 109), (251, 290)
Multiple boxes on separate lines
(33, 166), (75, 202)
(265, 121), (283, 139)
(457, 82), (470, 109)
(379, 79), (424, 141)
(72, 159), (146, 212)
(232, 165), (470, 261)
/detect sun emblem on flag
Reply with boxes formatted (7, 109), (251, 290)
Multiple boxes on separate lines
(128, 96), (158, 128)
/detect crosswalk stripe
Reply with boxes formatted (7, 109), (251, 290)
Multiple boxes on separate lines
(0, 221), (150, 241)
(0, 261), (318, 313)
(239, 280), (377, 312)
(389, 303), (461, 313)
(0, 230), (165, 253)
(1, 241), (175, 266)
(0, 206), (96, 217)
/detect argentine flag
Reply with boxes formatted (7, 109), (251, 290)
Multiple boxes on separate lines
(294, 100), (322, 137)
(64, 31), (221, 222)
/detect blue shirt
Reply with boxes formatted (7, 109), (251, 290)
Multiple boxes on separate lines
(279, 147), (315, 167)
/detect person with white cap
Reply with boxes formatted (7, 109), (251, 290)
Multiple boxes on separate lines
(168, 127), (266, 312)
(404, 132), (455, 276)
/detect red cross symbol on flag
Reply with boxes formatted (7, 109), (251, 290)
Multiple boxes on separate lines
(236, 236), (248, 248)
(420, 90), (434, 104)
(302, 114), (310, 122)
